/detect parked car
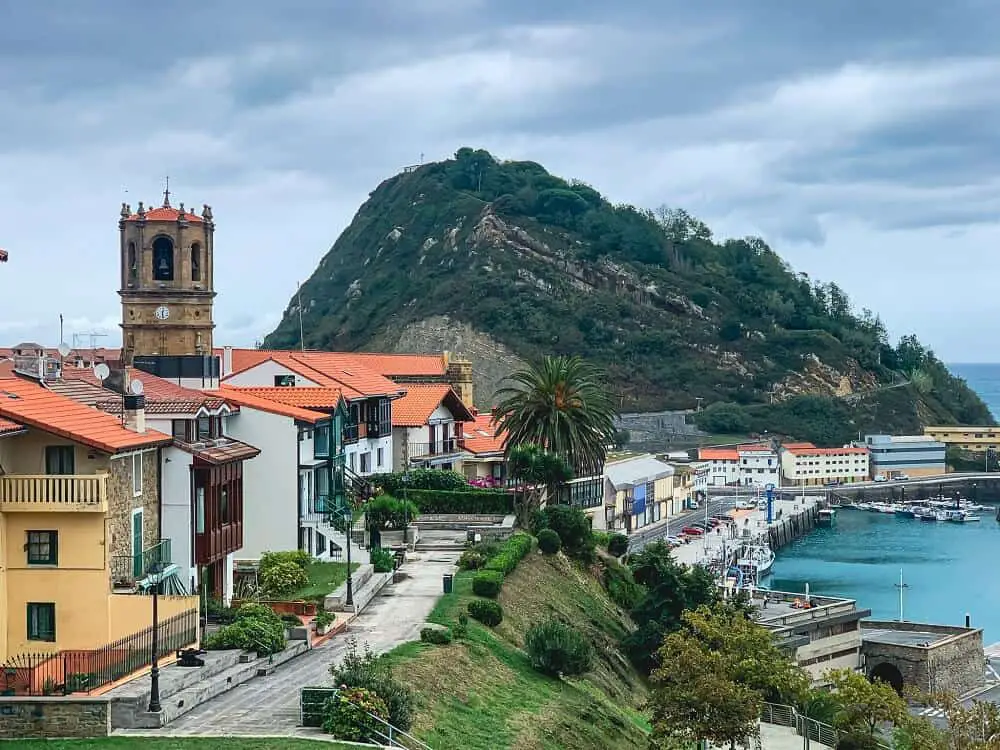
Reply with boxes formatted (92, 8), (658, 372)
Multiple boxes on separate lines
(874, 474), (888, 482)
(893, 473), (910, 481)
(735, 499), (756, 510)
(824, 480), (841, 487)
(681, 526), (704, 536)
(757, 499), (769, 510)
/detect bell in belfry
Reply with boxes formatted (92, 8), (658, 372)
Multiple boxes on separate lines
(157, 256), (169, 274)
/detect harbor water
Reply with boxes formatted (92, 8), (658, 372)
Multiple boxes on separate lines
(768, 507), (1000, 643)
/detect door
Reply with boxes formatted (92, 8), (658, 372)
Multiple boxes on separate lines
(132, 509), (144, 578)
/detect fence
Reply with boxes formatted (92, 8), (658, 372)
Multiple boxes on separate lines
(761, 702), (890, 750)
(0, 608), (197, 696)
(300, 686), (432, 749)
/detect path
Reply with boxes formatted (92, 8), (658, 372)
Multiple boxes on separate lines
(116, 551), (458, 737)
(708, 723), (832, 750)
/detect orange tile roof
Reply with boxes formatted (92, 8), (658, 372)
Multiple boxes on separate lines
(0, 377), (171, 453)
(125, 205), (204, 223)
(0, 360), (12, 378)
(785, 446), (869, 456)
(698, 448), (739, 461)
(781, 442), (817, 450)
(392, 384), (474, 427)
(461, 412), (506, 455)
(737, 443), (774, 452)
(213, 386), (327, 424)
(0, 417), (25, 435)
(62, 367), (227, 415)
(224, 352), (401, 398)
(219, 348), (447, 379)
(228, 387), (345, 410)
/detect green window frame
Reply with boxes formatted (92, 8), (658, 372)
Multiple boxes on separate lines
(26, 531), (58, 565)
(27, 602), (56, 642)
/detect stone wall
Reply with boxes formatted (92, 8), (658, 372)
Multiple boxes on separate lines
(862, 622), (984, 697)
(616, 410), (703, 448)
(107, 448), (162, 555)
(0, 697), (110, 738)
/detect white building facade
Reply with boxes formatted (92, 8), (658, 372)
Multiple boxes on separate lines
(780, 443), (870, 485)
(737, 444), (780, 487)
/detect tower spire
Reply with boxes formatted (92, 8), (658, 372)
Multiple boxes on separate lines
(162, 175), (171, 207)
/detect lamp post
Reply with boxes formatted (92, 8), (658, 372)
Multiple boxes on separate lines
(147, 557), (162, 713)
(345, 501), (354, 608)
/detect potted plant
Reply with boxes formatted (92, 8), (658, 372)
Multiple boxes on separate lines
(314, 609), (335, 636)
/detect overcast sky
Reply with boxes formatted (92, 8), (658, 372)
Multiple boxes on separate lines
(1, 1), (998, 362)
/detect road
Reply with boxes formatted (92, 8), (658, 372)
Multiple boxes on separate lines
(627, 495), (746, 552)
(705, 472), (1000, 497)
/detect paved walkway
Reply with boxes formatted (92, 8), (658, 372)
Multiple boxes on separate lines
(116, 551), (458, 737)
(709, 723), (831, 749)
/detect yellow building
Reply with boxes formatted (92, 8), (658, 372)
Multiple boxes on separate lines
(602, 455), (676, 533)
(924, 426), (1000, 454)
(0, 375), (198, 684)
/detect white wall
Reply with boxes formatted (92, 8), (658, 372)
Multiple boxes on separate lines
(345, 434), (392, 476)
(160, 444), (196, 592)
(223, 360), (319, 387)
(225, 406), (300, 559)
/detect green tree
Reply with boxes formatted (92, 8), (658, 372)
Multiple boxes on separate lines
(826, 668), (906, 737)
(505, 443), (573, 525)
(494, 355), (618, 475)
(623, 542), (718, 674)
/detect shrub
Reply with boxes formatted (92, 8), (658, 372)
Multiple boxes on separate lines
(259, 558), (309, 598)
(203, 602), (286, 656)
(603, 558), (642, 610)
(525, 620), (594, 678)
(260, 549), (311, 571)
(365, 495), (420, 530)
(458, 549), (487, 570)
(535, 506), (595, 561)
(592, 530), (611, 549)
(472, 570), (504, 598)
(204, 597), (237, 624)
(420, 626), (453, 645)
(405, 488), (515, 515)
(371, 469), (471, 493)
(281, 613), (304, 627)
(315, 610), (335, 629)
(483, 533), (533, 574)
(330, 637), (414, 731)
(836, 735), (883, 750)
(455, 613), (469, 639)
(370, 547), (395, 573)
(468, 599), (503, 627)
(537, 528), (562, 555)
(322, 686), (388, 742)
(607, 533), (629, 558)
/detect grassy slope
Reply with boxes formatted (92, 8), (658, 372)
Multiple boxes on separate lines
(385, 552), (649, 750)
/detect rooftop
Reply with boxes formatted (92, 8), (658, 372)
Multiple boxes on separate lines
(219, 348), (447, 379)
(212, 386), (327, 424)
(861, 628), (952, 648)
(224, 351), (402, 398)
(61, 367), (228, 415)
(226, 386), (345, 409)
(699, 448), (739, 461)
(462, 412), (505, 455)
(605, 454), (675, 489)
(0, 377), (171, 453)
(392, 383), (474, 427)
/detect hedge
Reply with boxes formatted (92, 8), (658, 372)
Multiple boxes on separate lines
(405, 488), (514, 515)
(370, 469), (469, 494)
(472, 570), (504, 598)
(483, 533), (533, 575)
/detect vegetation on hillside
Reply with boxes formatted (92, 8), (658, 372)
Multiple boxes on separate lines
(264, 147), (989, 433)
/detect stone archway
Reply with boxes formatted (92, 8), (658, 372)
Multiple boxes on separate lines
(869, 662), (904, 695)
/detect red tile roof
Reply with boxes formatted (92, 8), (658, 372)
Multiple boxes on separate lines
(781, 442), (817, 450)
(785, 446), (869, 456)
(61, 368), (228, 415)
(0, 377), (171, 453)
(212, 386), (327, 424)
(125, 206), (205, 223)
(737, 443), (773, 452)
(461, 412), (506, 455)
(698, 448), (739, 461)
(224, 352), (401, 398)
(393, 384), (474, 427)
(219, 348), (446, 378)
(0, 417), (25, 435)
(228, 387), (344, 409)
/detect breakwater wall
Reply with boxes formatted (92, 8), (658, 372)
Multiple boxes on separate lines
(766, 504), (819, 551)
(828, 479), (1000, 504)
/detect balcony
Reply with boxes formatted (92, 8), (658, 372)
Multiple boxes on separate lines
(343, 423), (359, 445)
(408, 439), (461, 460)
(0, 473), (108, 512)
(111, 539), (173, 591)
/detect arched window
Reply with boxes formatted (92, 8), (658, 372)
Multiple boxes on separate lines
(191, 242), (201, 282)
(152, 236), (174, 281)
(127, 241), (137, 282)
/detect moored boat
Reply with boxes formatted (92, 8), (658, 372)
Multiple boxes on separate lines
(817, 508), (836, 527)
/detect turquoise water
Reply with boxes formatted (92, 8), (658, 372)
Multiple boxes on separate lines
(768, 509), (1000, 643)
(768, 363), (1000, 643)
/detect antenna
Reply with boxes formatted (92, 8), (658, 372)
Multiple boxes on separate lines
(72, 331), (109, 353)
(163, 175), (171, 207)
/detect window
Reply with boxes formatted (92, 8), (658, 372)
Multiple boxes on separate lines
(348, 452), (356, 471)
(220, 486), (230, 524)
(274, 374), (295, 387)
(376, 447), (384, 468)
(45, 445), (75, 475)
(360, 452), (371, 473)
(197, 417), (212, 440)
(172, 419), (190, 441)
(127, 241), (137, 282)
(191, 242), (202, 282)
(152, 236), (174, 281)
(27, 603), (56, 642)
(314, 423), (330, 459)
(132, 454), (143, 496)
(27, 531), (58, 565)
(315, 468), (330, 512)
(195, 487), (205, 534)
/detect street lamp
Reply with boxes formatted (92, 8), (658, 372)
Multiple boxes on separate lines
(147, 557), (163, 713)
(344, 504), (354, 608)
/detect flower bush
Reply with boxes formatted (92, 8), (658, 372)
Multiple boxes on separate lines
(203, 602), (286, 656)
(370, 547), (395, 573)
(322, 686), (389, 742)
(260, 558), (309, 598)
(329, 637), (414, 731)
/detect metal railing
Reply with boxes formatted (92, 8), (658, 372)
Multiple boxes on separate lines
(0, 473), (108, 507)
(111, 539), (173, 590)
(0, 609), (197, 696)
(761, 702), (891, 750)
(300, 686), (433, 749)
(408, 439), (459, 459)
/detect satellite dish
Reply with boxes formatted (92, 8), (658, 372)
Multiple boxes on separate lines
(93, 363), (110, 381)
(57, 342), (71, 357)
(129, 379), (144, 396)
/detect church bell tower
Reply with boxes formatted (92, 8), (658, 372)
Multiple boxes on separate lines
(118, 186), (216, 365)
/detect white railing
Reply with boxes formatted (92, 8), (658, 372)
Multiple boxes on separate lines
(0, 473), (108, 507)
(761, 702), (891, 750)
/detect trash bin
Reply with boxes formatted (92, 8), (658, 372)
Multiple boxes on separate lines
(443, 573), (454, 594)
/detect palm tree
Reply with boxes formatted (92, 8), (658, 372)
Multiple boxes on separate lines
(494, 355), (618, 475)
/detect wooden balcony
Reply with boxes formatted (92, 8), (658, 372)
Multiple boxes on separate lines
(0, 473), (109, 512)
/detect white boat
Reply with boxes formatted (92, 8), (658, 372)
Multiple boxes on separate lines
(919, 510), (949, 522)
(946, 510), (981, 523)
(736, 543), (775, 577)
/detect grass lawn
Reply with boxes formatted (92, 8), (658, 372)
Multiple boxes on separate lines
(384, 553), (650, 750)
(290, 561), (359, 601)
(18, 740), (368, 750)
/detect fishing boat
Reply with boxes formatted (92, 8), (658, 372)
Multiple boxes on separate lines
(855, 502), (874, 511)
(817, 508), (836, 527)
(736, 543), (775, 578)
(919, 510), (948, 522)
(894, 505), (918, 519)
(946, 510), (981, 523)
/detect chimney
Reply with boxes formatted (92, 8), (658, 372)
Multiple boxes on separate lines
(123, 394), (146, 434)
(223, 346), (234, 377)
(445, 356), (474, 409)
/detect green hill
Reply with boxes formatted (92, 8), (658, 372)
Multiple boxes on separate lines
(264, 148), (991, 437)
(385, 551), (649, 750)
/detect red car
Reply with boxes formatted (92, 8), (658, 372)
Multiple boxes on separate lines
(681, 526), (705, 536)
